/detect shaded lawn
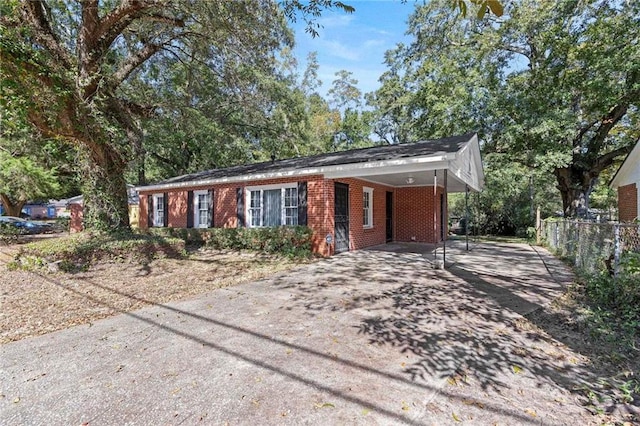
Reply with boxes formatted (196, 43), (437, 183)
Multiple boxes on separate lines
(0, 248), (310, 343)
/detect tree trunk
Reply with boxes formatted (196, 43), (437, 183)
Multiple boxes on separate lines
(0, 194), (26, 218)
(78, 142), (130, 233)
(554, 166), (596, 218)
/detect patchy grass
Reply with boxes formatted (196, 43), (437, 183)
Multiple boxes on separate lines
(526, 277), (640, 422)
(11, 232), (186, 272)
(449, 234), (530, 244)
(0, 244), (312, 343)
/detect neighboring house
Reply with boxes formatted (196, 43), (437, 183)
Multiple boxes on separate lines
(69, 185), (140, 232)
(136, 133), (484, 257)
(0, 201), (53, 218)
(610, 140), (640, 222)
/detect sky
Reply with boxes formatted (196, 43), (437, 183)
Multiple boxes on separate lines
(291, 1), (417, 100)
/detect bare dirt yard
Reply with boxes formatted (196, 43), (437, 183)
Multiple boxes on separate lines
(0, 237), (309, 343)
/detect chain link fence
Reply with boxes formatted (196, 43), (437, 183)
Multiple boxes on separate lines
(541, 219), (640, 275)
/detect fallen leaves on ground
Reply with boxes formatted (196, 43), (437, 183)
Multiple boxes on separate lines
(0, 248), (308, 343)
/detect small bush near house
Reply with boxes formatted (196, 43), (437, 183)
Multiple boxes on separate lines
(144, 226), (313, 258)
(13, 231), (186, 272)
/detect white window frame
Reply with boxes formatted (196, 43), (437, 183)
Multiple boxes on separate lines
(363, 187), (374, 229)
(193, 190), (211, 228)
(245, 183), (298, 228)
(153, 193), (165, 227)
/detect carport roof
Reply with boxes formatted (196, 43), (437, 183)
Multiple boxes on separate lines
(138, 132), (484, 192)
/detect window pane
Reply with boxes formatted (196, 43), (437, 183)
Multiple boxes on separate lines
(156, 195), (164, 226)
(248, 190), (262, 227)
(284, 187), (298, 225)
(263, 189), (281, 227)
(284, 187), (297, 207)
(363, 190), (371, 227)
(198, 193), (209, 226)
(285, 208), (298, 225)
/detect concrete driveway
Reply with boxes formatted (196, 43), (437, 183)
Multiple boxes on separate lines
(1, 241), (594, 425)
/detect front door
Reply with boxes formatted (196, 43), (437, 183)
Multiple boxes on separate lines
(386, 191), (393, 243)
(334, 183), (350, 253)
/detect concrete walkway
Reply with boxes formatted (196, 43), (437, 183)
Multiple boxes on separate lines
(1, 241), (594, 425)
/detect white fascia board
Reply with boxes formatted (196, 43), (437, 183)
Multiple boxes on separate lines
(610, 142), (640, 188)
(135, 154), (457, 192)
(324, 158), (451, 179)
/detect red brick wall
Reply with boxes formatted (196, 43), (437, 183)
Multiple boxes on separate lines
(70, 203), (83, 233)
(139, 175), (330, 254)
(214, 187), (238, 228)
(395, 186), (446, 244)
(332, 178), (394, 252)
(169, 191), (188, 228)
(139, 175), (446, 255)
(618, 183), (638, 222)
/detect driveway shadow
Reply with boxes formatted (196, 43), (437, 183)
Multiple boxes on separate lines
(1, 240), (603, 425)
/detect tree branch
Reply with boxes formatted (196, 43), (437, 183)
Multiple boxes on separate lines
(572, 119), (599, 147)
(111, 42), (164, 87)
(578, 101), (631, 160)
(111, 32), (193, 87)
(95, 4), (182, 61)
(21, 1), (73, 69)
(593, 141), (637, 174)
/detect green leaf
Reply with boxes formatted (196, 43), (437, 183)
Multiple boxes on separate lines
(314, 402), (335, 409)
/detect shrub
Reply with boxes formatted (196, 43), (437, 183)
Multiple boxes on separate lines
(0, 223), (25, 244)
(141, 226), (313, 258)
(583, 251), (640, 331)
(14, 231), (186, 271)
(54, 216), (70, 232)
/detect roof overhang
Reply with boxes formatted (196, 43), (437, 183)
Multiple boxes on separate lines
(610, 140), (640, 188)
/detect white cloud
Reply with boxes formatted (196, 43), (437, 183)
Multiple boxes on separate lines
(317, 13), (355, 29)
(316, 39), (361, 61)
(363, 39), (386, 49)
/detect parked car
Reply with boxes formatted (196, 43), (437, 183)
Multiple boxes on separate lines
(0, 216), (54, 234)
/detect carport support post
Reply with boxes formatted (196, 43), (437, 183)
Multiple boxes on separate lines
(443, 169), (447, 266)
(465, 184), (469, 251)
(433, 170), (437, 261)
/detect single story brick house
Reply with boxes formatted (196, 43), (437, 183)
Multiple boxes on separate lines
(610, 140), (640, 222)
(136, 133), (484, 256)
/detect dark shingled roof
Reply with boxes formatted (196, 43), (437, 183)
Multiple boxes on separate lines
(153, 133), (475, 186)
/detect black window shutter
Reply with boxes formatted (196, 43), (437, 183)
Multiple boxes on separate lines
(236, 187), (245, 228)
(163, 192), (169, 227)
(297, 181), (308, 226)
(147, 194), (153, 227)
(208, 189), (214, 227)
(186, 190), (194, 228)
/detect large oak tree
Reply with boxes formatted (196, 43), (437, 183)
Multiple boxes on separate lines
(0, 0), (352, 231)
(371, 0), (639, 218)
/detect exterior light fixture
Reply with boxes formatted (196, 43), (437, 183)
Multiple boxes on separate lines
(406, 177), (415, 184)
